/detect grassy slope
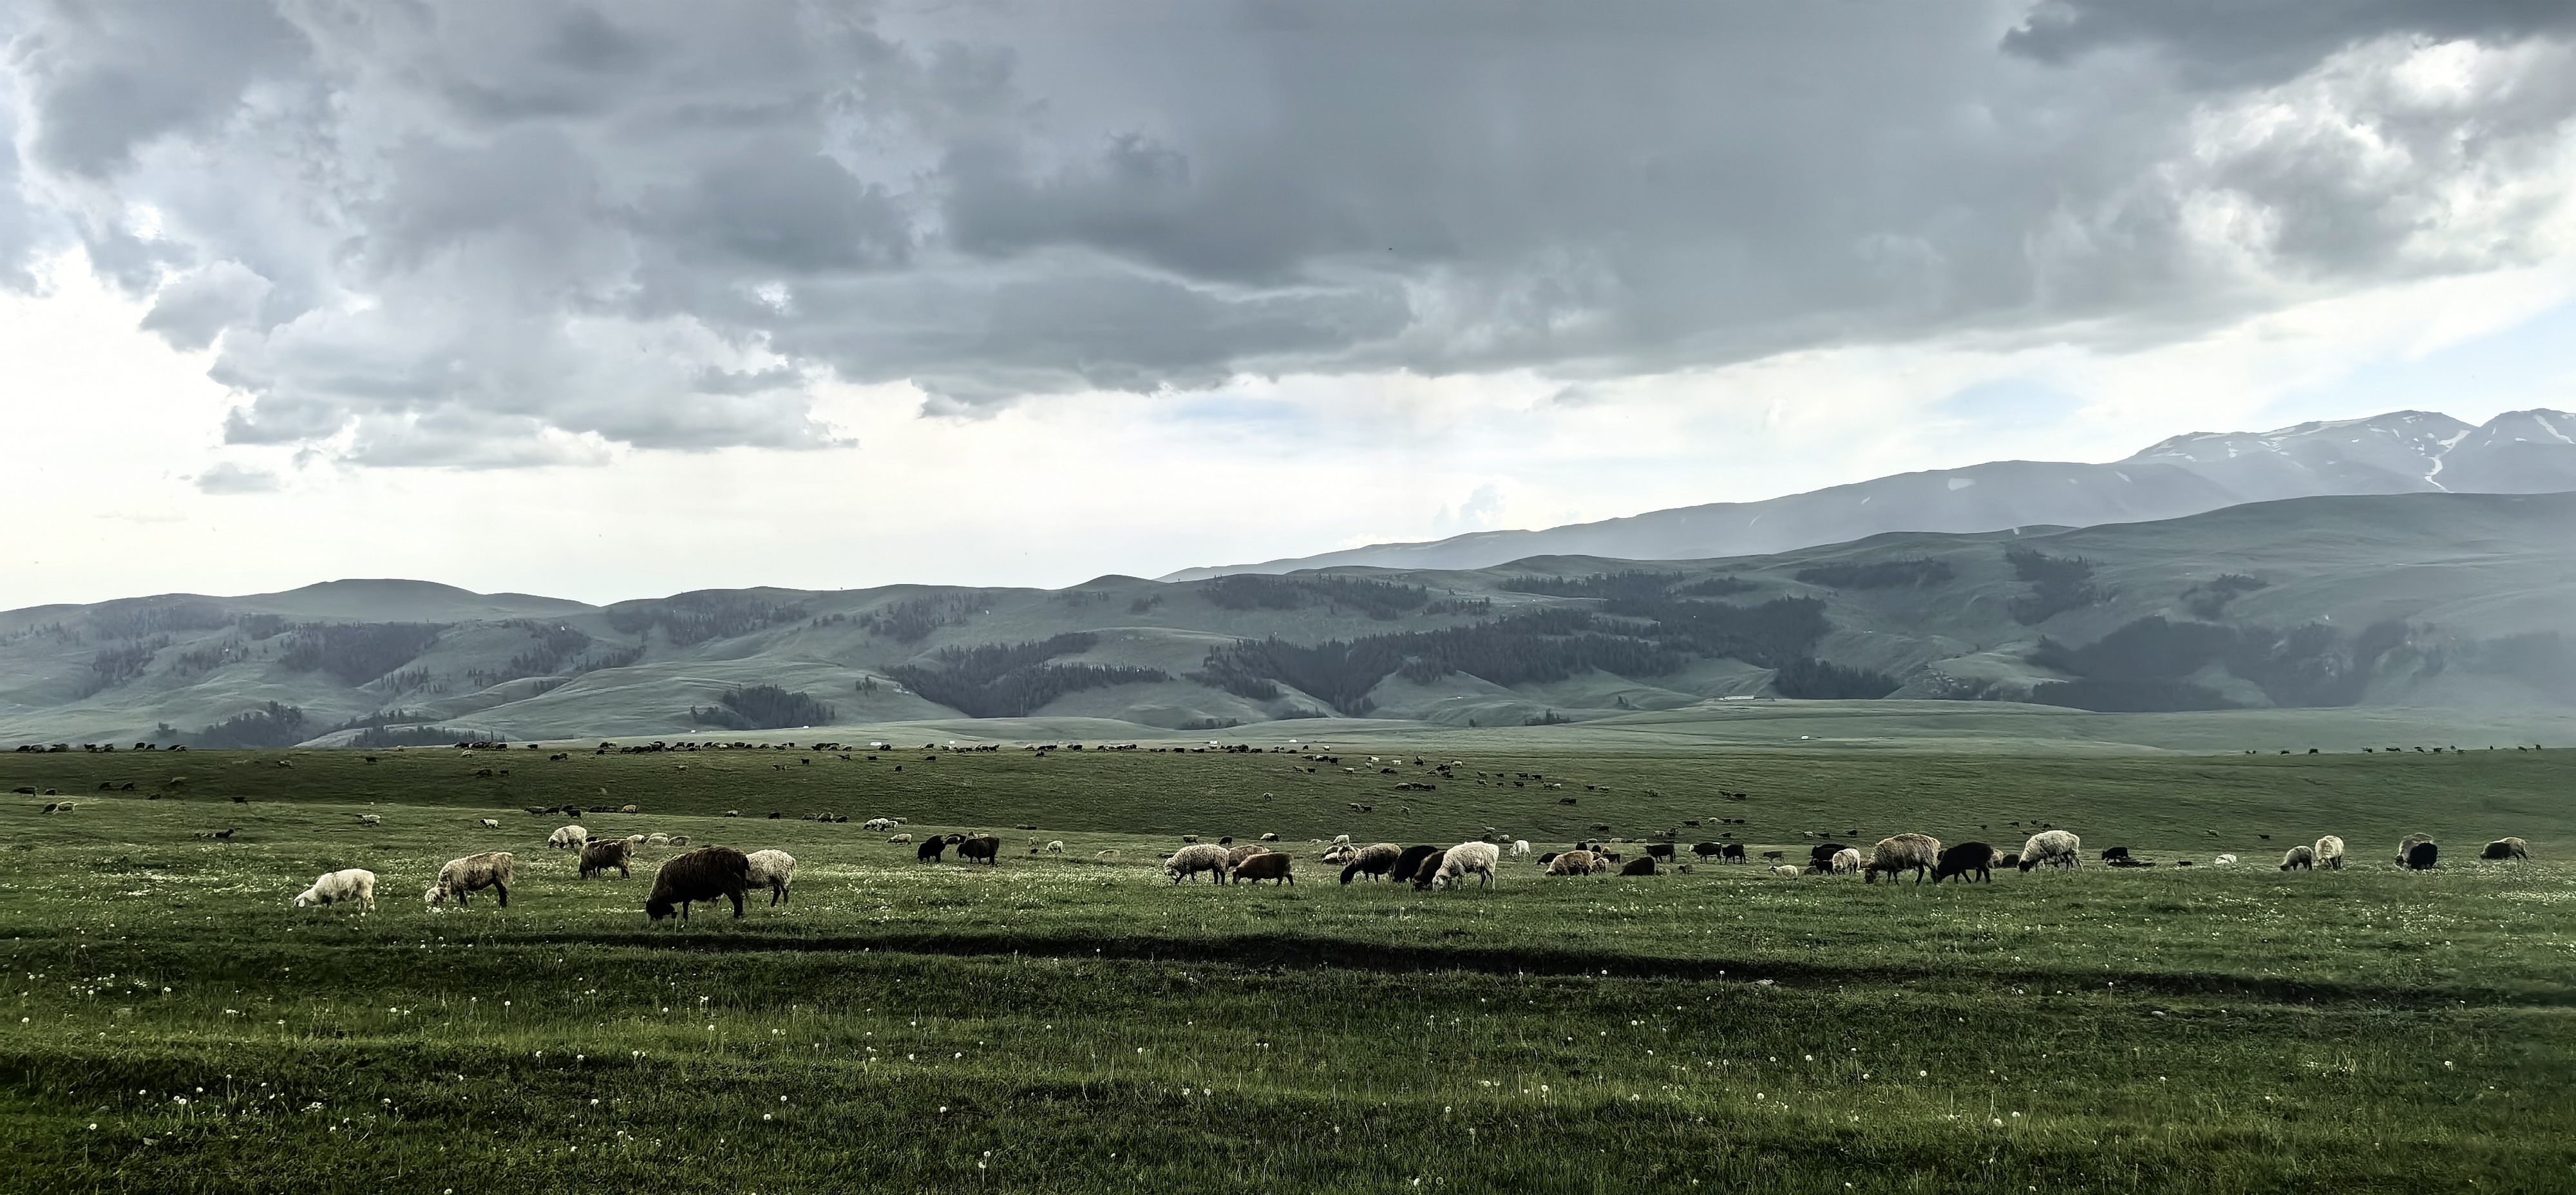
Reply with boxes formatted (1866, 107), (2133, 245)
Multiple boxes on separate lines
(2, 746), (2572, 1191)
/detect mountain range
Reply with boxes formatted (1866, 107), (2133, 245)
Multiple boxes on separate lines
(1162, 409), (2576, 579)
(5, 489), (2573, 746)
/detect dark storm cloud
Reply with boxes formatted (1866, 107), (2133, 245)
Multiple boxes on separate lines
(4, 0), (2572, 464)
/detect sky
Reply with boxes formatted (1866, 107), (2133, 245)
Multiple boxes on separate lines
(3, 0), (2574, 610)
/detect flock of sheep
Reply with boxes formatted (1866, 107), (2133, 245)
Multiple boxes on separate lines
(289, 822), (798, 923)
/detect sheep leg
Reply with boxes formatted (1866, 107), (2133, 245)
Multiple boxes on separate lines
(728, 889), (746, 919)
(493, 881), (509, 908)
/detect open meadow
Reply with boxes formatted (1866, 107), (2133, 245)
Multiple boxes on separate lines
(3, 739), (2572, 1192)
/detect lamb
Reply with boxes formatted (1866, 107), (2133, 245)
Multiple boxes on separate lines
(547, 825), (589, 851)
(1429, 842), (1502, 889)
(1339, 843), (1403, 884)
(1166, 843), (1231, 884)
(744, 849), (797, 905)
(2396, 833), (2435, 867)
(580, 837), (634, 880)
(1931, 842), (1996, 884)
(1046, 840), (1065, 854)
(2313, 835), (2345, 870)
(1510, 840), (1531, 857)
(1807, 843), (1850, 872)
(477, 818), (501, 829)
(887, 833), (914, 845)
(294, 869), (376, 912)
(646, 847), (752, 922)
(2016, 830), (2083, 872)
(1863, 834), (1942, 885)
(2483, 837), (2530, 861)
(2279, 845), (2315, 870)
(1230, 852), (1294, 886)
(426, 852), (515, 908)
(955, 835), (1002, 865)
(1829, 848), (1862, 874)
(1389, 845), (1443, 885)
(1770, 864), (1803, 878)
(1546, 850), (1606, 876)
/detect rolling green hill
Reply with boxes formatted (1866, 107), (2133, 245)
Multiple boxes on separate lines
(5, 492), (2574, 746)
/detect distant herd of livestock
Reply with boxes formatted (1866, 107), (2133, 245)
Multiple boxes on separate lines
(278, 815), (2535, 922)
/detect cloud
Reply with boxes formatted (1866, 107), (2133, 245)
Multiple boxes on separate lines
(193, 461), (281, 494)
(1, 0), (2571, 469)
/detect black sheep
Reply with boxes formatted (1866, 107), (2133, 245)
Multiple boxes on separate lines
(2099, 846), (2132, 862)
(1645, 843), (1675, 860)
(916, 836), (949, 863)
(2405, 841), (2439, 870)
(1535, 851), (1562, 866)
(1388, 845), (1441, 885)
(1407, 849), (1451, 890)
(1808, 842), (1850, 872)
(646, 847), (750, 923)
(956, 834), (1001, 865)
(1720, 843), (1747, 863)
(579, 837), (632, 880)
(1620, 856), (1658, 876)
(1931, 842), (1998, 883)
(1690, 842), (1724, 860)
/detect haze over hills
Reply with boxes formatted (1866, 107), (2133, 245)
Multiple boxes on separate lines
(5, 491), (2574, 748)
(1162, 409), (2576, 580)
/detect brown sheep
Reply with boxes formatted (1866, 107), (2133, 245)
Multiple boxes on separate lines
(579, 837), (633, 880)
(1546, 850), (1607, 876)
(1863, 834), (1942, 885)
(1231, 852), (1294, 886)
(426, 852), (515, 908)
(647, 847), (751, 922)
(1339, 843), (1403, 884)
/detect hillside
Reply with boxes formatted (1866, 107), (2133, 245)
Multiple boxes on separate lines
(3, 491), (2573, 745)
(1162, 409), (2576, 579)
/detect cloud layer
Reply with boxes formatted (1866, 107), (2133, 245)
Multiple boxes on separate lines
(3, 0), (2573, 467)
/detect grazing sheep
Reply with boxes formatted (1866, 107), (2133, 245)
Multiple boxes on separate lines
(2016, 830), (2083, 872)
(2396, 833), (2434, 867)
(294, 869), (376, 912)
(1770, 865), (1803, 878)
(356, 814), (382, 827)
(1231, 852), (1294, 886)
(1807, 842), (1851, 872)
(1720, 843), (1747, 864)
(1864, 834), (1942, 885)
(956, 835), (1002, 865)
(1046, 840), (1065, 853)
(1166, 843), (1231, 884)
(1339, 843), (1403, 884)
(1931, 842), (1996, 885)
(1408, 849), (1450, 889)
(2279, 845), (2315, 870)
(916, 837), (949, 863)
(426, 852), (515, 908)
(864, 818), (901, 832)
(2099, 847), (2132, 863)
(2483, 837), (2530, 861)
(547, 825), (588, 851)
(1546, 850), (1606, 876)
(1430, 842), (1502, 889)
(1389, 845), (1442, 885)
(1510, 840), (1531, 856)
(580, 837), (634, 880)
(1096, 849), (1121, 860)
(888, 833), (914, 845)
(1226, 843), (1273, 870)
(744, 849), (797, 905)
(2312, 835), (2345, 870)
(647, 847), (752, 923)
(477, 818), (501, 829)
(1991, 851), (2020, 869)
(1619, 856), (1658, 877)
(1181, 834), (1200, 844)
(1830, 847), (1862, 874)
(2404, 840), (2440, 870)
(2213, 854), (2237, 866)
(1260, 832), (1280, 842)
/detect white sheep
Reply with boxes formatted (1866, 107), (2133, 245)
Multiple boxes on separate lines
(294, 869), (376, 912)
(426, 852), (515, 908)
(647, 832), (672, 845)
(887, 833), (914, 844)
(2016, 830), (2082, 872)
(1863, 833), (1942, 885)
(1829, 848), (1862, 874)
(1046, 840), (1065, 853)
(2280, 845), (2315, 870)
(2313, 835), (2345, 871)
(477, 818), (501, 829)
(1429, 841), (1502, 890)
(743, 849), (797, 906)
(2213, 854), (2238, 866)
(864, 817), (903, 832)
(1770, 864), (1802, 878)
(1165, 843), (1231, 884)
(1508, 840), (1531, 857)
(355, 814), (381, 827)
(547, 825), (589, 851)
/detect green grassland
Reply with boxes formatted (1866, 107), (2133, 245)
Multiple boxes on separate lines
(3, 742), (2573, 1192)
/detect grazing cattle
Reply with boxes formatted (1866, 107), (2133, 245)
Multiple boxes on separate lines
(1645, 843), (1676, 860)
(2483, 837), (2530, 861)
(1720, 843), (1747, 863)
(1931, 842), (1996, 884)
(1864, 834), (1941, 885)
(1690, 842), (1725, 861)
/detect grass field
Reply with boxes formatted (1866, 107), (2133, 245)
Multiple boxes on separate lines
(3, 741), (2572, 1192)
